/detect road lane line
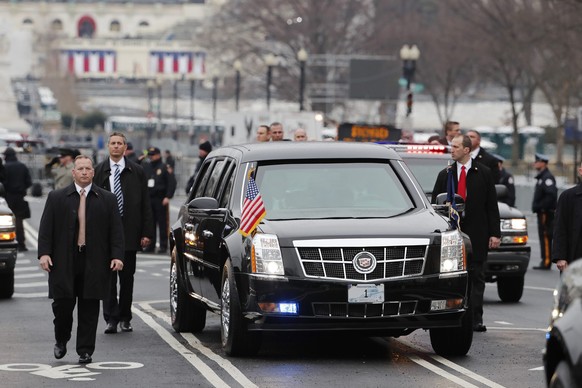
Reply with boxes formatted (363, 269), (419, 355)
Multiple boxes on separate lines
(524, 285), (555, 292)
(131, 306), (231, 388)
(15, 281), (46, 288)
(14, 272), (44, 279)
(408, 356), (479, 388)
(398, 339), (507, 388)
(15, 266), (40, 272)
(23, 221), (38, 248)
(13, 292), (47, 298)
(431, 354), (506, 388)
(139, 302), (258, 388)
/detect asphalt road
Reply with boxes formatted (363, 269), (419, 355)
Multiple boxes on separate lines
(0, 194), (561, 387)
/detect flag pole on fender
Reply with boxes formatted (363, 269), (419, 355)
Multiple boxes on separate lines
(239, 169), (267, 237)
(446, 161), (460, 231)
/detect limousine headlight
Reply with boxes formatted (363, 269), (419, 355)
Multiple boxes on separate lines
(440, 230), (464, 272)
(252, 234), (284, 275)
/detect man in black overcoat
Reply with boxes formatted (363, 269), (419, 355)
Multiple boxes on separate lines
(38, 155), (124, 364)
(3, 147), (32, 251)
(552, 161), (582, 272)
(432, 135), (501, 333)
(142, 147), (176, 253)
(94, 132), (154, 334)
(467, 129), (500, 184)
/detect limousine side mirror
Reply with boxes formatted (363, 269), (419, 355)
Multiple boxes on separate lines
(188, 196), (219, 210)
(432, 193), (465, 215)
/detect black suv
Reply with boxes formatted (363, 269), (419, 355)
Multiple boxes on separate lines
(388, 144), (531, 302)
(170, 142), (473, 356)
(0, 184), (18, 298)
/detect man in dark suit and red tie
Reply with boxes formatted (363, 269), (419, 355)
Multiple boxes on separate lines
(431, 134), (501, 333)
(38, 155), (124, 364)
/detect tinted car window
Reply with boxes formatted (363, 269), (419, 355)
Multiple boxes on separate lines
(404, 157), (450, 194)
(204, 159), (226, 198)
(192, 160), (213, 201)
(218, 165), (235, 208)
(256, 162), (413, 220)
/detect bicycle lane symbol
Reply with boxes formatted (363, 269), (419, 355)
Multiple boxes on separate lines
(0, 362), (144, 381)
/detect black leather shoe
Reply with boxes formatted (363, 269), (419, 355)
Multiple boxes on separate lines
(104, 322), (117, 334)
(78, 353), (92, 364)
(473, 323), (487, 332)
(54, 343), (66, 359)
(533, 265), (551, 270)
(120, 321), (133, 332)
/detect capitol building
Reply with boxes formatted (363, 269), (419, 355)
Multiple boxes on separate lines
(0, 0), (217, 80)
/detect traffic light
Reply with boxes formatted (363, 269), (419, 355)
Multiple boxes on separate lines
(406, 92), (413, 116)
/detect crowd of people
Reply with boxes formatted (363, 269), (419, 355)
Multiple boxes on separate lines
(0, 117), (574, 363)
(254, 122), (309, 142)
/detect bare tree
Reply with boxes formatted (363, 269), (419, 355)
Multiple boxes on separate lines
(201, 0), (379, 111)
(452, 0), (540, 165)
(521, 0), (582, 166)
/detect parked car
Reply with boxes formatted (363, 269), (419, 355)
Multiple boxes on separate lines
(169, 142), (473, 356)
(386, 143), (531, 302)
(543, 259), (582, 387)
(0, 183), (18, 298)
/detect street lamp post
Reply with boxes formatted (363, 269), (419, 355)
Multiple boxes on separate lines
(265, 53), (277, 111)
(172, 79), (178, 138)
(233, 60), (242, 112)
(146, 79), (155, 141)
(400, 44), (420, 117)
(146, 79), (154, 114)
(156, 76), (163, 134)
(297, 48), (308, 112)
(189, 77), (196, 144)
(212, 75), (218, 143)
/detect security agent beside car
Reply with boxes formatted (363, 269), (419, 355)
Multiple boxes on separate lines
(142, 147), (176, 253)
(552, 160), (582, 273)
(431, 135), (501, 332)
(532, 153), (557, 270)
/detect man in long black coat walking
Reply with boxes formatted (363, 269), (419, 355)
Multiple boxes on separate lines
(552, 161), (582, 272)
(432, 135), (501, 333)
(3, 147), (32, 251)
(94, 132), (154, 334)
(38, 155), (124, 364)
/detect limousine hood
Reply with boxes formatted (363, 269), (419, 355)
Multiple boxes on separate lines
(258, 210), (450, 247)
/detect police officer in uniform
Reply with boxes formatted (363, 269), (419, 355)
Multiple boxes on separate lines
(142, 147), (176, 253)
(532, 153), (557, 269)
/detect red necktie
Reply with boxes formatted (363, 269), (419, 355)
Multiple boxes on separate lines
(457, 165), (466, 200)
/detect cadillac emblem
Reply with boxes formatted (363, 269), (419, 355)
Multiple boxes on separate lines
(353, 251), (377, 274)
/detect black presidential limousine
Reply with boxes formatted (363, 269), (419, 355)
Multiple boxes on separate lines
(169, 142), (473, 356)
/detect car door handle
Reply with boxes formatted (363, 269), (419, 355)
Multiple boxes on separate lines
(202, 230), (213, 239)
